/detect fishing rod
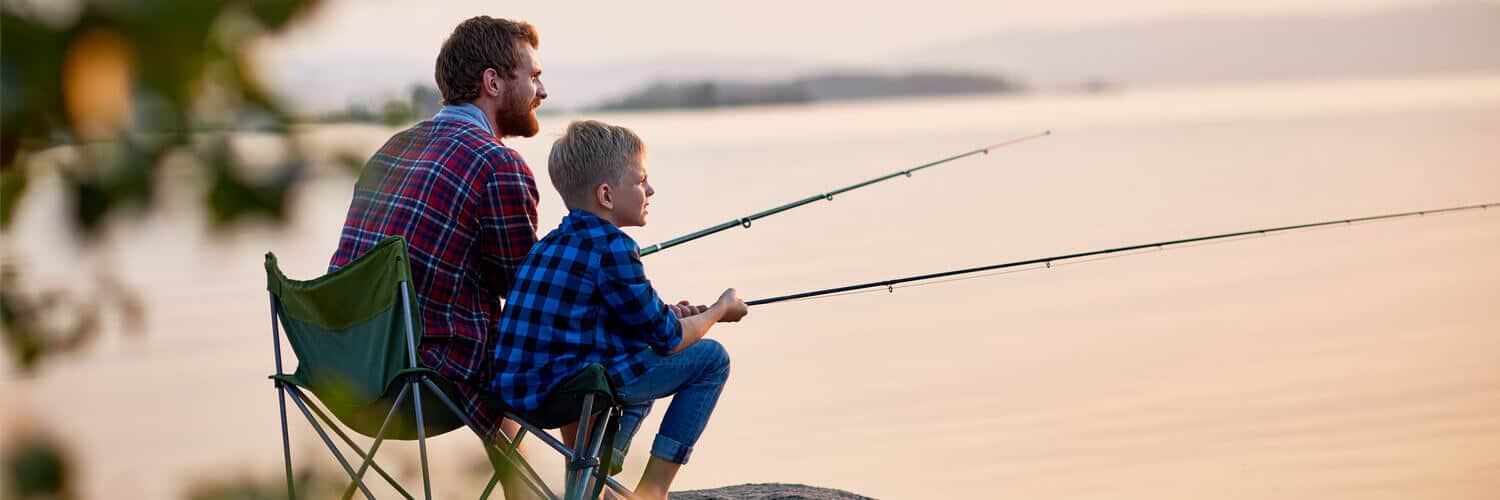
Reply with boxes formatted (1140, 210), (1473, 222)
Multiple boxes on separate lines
(746, 202), (1496, 306)
(638, 130), (1052, 257)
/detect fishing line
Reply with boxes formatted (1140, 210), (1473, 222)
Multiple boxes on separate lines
(767, 222), (1341, 304)
(748, 202), (1496, 306)
(638, 130), (1052, 257)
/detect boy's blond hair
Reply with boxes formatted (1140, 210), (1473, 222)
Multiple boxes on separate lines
(548, 120), (645, 208)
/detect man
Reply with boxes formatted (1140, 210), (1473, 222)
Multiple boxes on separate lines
(328, 15), (546, 496)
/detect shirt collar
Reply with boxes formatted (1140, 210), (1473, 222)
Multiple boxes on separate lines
(562, 210), (640, 256)
(564, 209), (607, 229)
(564, 209), (628, 236)
(433, 102), (495, 137)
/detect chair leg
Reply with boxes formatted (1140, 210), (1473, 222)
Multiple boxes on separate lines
(579, 408), (611, 499)
(489, 445), (555, 500)
(397, 283), (434, 500)
(278, 384), (296, 500)
(270, 296), (296, 499)
(479, 471), (501, 500)
(418, 378), (556, 500)
(288, 387), (412, 499)
(503, 411), (599, 500)
(508, 445), (557, 500)
(566, 395), (598, 500)
(412, 378), (433, 500)
(340, 383), (413, 500)
(485, 427), (556, 500)
(286, 388), (377, 499)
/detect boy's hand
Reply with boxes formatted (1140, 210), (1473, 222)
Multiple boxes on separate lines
(669, 300), (707, 318)
(714, 288), (749, 323)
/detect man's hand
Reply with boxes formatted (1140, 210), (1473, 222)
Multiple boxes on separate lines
(668, 300), (707, 318)
(713, 288), (749, 323)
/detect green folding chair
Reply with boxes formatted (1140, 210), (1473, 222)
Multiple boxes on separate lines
(265, 235), (637, 500)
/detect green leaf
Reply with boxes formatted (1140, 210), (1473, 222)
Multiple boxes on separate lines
(1, 433), (71, 497)
(246, 0), (321, 31)
(0, 166), (28, 228)
(205, 141), (301, 225)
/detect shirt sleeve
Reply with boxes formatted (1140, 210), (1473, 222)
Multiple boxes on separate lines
(597, 235), (682, 353)
(476, 148), (540, 297)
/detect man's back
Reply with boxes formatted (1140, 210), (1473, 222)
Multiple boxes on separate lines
(330, 118), (539, 383)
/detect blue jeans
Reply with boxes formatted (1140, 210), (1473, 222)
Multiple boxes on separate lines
(611, 338), (731, 466)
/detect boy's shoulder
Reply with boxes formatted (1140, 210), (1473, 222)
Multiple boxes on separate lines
(538, 211), (638, 259)
(558, 211), (633, 241)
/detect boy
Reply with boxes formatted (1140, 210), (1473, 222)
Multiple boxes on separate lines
(491, 120), (748, 499)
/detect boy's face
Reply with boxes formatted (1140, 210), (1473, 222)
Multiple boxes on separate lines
(607, 155), (653, 227)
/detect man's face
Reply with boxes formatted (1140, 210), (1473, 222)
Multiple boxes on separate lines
(497, 43), (546, 138)
(607, 157), (653, 227)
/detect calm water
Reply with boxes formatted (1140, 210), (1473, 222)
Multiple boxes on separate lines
(4, 74), (1499, 499)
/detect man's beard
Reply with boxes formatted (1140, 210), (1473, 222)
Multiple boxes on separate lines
(496, 87), (540, 138)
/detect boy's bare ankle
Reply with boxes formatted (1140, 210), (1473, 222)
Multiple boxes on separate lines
(635, 455), (681, 500)
(632, 485), (667, 500)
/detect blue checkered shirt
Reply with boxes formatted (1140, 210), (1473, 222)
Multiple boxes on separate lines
(491, 210), (682, 411)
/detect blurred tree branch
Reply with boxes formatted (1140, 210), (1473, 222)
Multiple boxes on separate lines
(1, 0), (323, 373)
(2, 430), (74, 500)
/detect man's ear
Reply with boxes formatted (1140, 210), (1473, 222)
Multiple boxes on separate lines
(482, 68), (503, 98)
(595, 183), (614, 209)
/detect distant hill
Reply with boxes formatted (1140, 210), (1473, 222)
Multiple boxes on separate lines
(904, 0), (1500, 88)
(799, 71), (1024, 101)
(595, 79), (813, 111)
(594, 70), (1022, 111)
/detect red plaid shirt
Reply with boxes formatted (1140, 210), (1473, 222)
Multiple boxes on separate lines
(330, 118), (538, 437)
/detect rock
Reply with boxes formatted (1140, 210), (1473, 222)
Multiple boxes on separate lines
(671, 483), (874, 500)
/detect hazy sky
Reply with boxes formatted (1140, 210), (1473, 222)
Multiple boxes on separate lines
(252, 0), (1450, 110)
(261, 0), (1428, 63)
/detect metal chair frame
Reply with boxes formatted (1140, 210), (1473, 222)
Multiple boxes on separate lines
(270, 281), (636, 500)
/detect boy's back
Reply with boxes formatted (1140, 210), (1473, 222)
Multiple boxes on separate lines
(492, 209), (682, 412)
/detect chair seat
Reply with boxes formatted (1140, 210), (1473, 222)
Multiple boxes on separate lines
(498, 364), (617, 430)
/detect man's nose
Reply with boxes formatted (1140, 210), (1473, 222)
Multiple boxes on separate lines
(536, 81), (548, 100)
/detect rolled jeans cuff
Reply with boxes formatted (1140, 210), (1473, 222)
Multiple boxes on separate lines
(650, 433), (693, 464)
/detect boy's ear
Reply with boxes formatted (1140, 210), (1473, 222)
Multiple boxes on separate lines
(595, 183), (613, 209)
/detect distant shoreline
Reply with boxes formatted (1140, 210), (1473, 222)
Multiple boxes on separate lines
(590, 70), (1031, 112)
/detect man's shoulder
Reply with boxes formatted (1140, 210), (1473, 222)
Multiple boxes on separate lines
(435, 119), (523, 154)
(367, 120), (534, 183)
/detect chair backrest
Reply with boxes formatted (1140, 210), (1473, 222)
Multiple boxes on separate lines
(266, 235), (462, 438)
